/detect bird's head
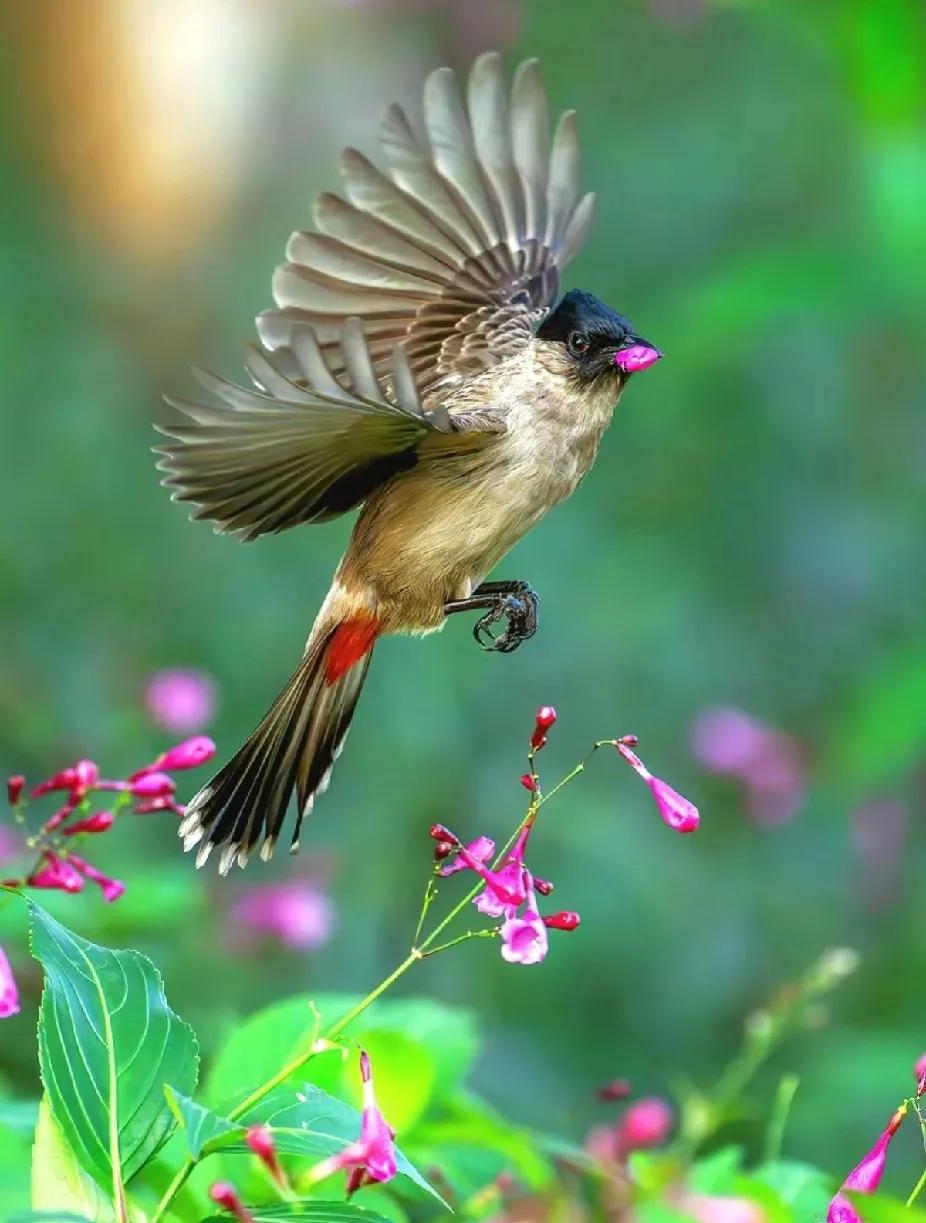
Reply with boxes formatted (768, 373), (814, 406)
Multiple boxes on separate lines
(535, 290), (661, 388)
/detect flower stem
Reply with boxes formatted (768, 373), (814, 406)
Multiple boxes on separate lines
(538, 741), (614, 808)
(420, 929), (498, 957)
(907, 1166), (926, 1209)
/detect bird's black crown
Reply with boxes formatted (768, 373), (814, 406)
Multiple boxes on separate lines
(536, 289), (641, 383)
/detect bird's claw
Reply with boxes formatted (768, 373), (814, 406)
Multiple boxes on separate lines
(473, 590), (539, 654)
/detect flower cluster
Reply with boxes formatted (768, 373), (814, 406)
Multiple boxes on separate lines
(586, 1079), (675, 1163)
(209, 1049), (398, 1215)
(0, 735), (215, 1020)
(426, 707), (699, 967)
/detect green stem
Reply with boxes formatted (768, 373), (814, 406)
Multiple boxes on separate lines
(537, 741), (614, 808)
(420, 929), (498, 957)
(907, 1166), (926, 1209)
(764, 1074), (799, 1164)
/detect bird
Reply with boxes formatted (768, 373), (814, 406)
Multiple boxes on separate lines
(156, 51), (662, 875)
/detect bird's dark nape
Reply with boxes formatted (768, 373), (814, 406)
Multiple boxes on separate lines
(536, 289), (635, 345)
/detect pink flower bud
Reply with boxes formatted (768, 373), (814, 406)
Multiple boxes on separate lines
(42, 798), (79, 833)
(68, 855), (126, 903)
(433, 840), (453, 862)
(62, 811), (114, 836)
(72, 759), (99, 795)
(615, 1097), (674, 1154)
(534, 877), (554, 895)
(129, 772), (175, 799)
(27, 854), (84, 894)
(6, 776), (24, 806)
(31, 766), (78, 798)
(208, 1182), (254, 1223)
(915, 1052), (926, 1097)
(543, 910), (580, 931)
(520, 773), (538, 792)
(616, 743), (700, 834)
(0, 943), (20, 1020)
(429, 822), (454, 842)
(598, 1079), (632, 1102)
(616, 733), (639, 747)
(133, 735), (216, 779)
(530, 705), (557, 751)
(843, 1104), (907, 1194)
(245, 1125), (287, 1187)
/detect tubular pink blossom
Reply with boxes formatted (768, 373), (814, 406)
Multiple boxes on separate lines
(245, 1126), (287, 1188)
(616, 743), (700, 833)
(0, 943), (19, 1019)
(439, 835), (495, 877)
(62, 811), (114, 836)
(530, 705), (557, 751)
(27, 853), (84, 894)
(915, 1052), (926, 1097)
(826, 1194), (862, 1223)
(31, 766), (79, 798)
(6, 776), (24, 806)
(208, 1182), (254, 1223)
(68, 855), (126, 903)
(129, 772), (176, 798)
(306, 1049), (397, 1191)
(500, 878), (548, 965)
(825, 1103), (908, 1222)
(615, 1097), (674, 1154)
(133, 734), (216, 778)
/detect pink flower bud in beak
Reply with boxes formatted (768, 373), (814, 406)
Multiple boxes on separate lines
(614, 343), (662, 374)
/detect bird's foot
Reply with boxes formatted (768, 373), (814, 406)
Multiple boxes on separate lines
(442, 580), (539, 654)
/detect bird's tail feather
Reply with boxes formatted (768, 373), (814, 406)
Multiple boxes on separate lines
(179, 613), (379, 873)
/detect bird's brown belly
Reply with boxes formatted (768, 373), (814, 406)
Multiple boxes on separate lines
(342, 433), (597, 631)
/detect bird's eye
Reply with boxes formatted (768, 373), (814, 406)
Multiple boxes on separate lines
(567, 331), (590, 357)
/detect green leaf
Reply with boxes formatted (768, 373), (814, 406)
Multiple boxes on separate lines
(689, 1145), (744, 1193)
(198, 1204), (393, 1223)
(8, 1214), (94, 1222)
(28, 900), (199, 1197)
(844, 1193), (926, 1223)
(751, 1160), (833, 1223)
(0, 1098), (40, 1136)
(30, 1098), (113, 1222)
(164, 1087), (244, 1160)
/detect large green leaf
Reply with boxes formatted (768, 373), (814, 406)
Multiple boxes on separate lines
(198, 1205), (393, 1223)
(28, 901), (199, 1197)
(30, 1098), (113, 1222)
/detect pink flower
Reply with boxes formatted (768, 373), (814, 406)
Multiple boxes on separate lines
(616, 743), (700, 833)
(145, 669), (216, 736)
(307, 1050), (397, 1193)
(678, 1193), (764, 1223)
(826, 1103), (907, 1223)
(245, 1126), (287, 1188)
(129, 772), (176, 799)
(500, 877), (548, 965)
(232, 882), (333, 951)
(7, 775), (24, 806)
(133, 735), (216, 779)
(27, 853), (84, 894)
(208, 1182), (254, 1223)
(62, 811), (114, 836)
(0, 943), (19, 1019)
(915, 1052), (926, 1097)
(615, 1097), (674, 1154)
(439, 835), (495, 877)
(690, 706), (805, 826)
(68, 855), (126, 903)
(530, 705), (557, 751)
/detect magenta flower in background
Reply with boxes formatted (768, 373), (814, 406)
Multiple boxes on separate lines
(915, 1052), (926, 1097)
(852, 799), (906, 913)
(0, 824), (19, 865)
(826, 1103), (907, 1223)
(231, 880), (334, 952)
(145, 668), (217, 736)
(615, 1096), (674, 1154)
(0, 943), (19, 1019)
(690, 706), (806, 825)
(307, 1049), (397, 1193)
(616, 742), (700, 833)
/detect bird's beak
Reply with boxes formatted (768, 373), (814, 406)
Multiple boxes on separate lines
(614, 339), (663, 374)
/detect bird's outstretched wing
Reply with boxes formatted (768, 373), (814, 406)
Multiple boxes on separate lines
(258, 51), (595, 399)
(155, 319), (472, 542)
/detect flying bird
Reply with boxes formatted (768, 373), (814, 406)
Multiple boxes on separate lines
(157, 52), (662, 874)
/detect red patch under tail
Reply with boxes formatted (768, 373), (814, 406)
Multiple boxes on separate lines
(325, 615), (381, 685)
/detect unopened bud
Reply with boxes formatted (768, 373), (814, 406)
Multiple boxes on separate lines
(6, 776), (24, 806)
(209, 1182), (254, 1223)
(429, 822), (453, 842)
(598, 1078), (632, 1102)
(245, 1125), (287, 1188)
(62, 811), (114, 836)
(129, 772), (175, 799)
(520, 773), (538, 792)
(616, 734), (639, 747)
(543, 910), (580, 931)
(433, 840), (453, 862)
(615, 1097), (674, 1154)
(534, 877), (554, 895)
(530, 705), (557, 751)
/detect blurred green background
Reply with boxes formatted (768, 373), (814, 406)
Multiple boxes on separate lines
(1, 0), (924, 1199)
